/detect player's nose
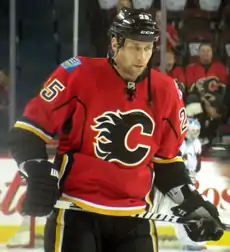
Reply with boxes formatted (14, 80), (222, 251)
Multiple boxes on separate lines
(136, 50), (146, 61)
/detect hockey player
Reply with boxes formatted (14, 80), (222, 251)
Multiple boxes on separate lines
(176, 118), (207, 251)
(9, 8), (224, 252)
(180, 118), (202, 184)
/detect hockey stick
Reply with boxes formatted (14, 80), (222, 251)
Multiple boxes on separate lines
(54, 200), (230, 231)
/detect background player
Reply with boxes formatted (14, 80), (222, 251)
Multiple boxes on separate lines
(176, 118), (206, 251)
(9, 7), (224, 252)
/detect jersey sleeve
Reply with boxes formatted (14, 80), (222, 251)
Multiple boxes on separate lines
(154, 80), (188, 160)
(9, 57), (83, 163)
(14, 65), (78, 141)
(153, 79), (192, 194)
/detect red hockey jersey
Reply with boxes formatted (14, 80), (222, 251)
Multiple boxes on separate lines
(14, 57), (187, 216)
(185, 61), (228, 94)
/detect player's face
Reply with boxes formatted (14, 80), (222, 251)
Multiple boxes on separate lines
(199, 45), (213, 62)
(113, 38), (153, 81)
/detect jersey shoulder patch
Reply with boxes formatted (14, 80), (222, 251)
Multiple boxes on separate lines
(61, 57), (82, 72)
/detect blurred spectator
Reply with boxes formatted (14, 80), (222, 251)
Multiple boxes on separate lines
(186, 91), (227, 151)
(155, 10), (179, 51)
(198, 0), (221, 11)
(166, 0), (187, 11)
(185, 43), (228, 96)
(155, 51), (186, 96)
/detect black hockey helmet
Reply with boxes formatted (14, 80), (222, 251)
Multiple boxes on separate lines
(109, 7), (159, 43)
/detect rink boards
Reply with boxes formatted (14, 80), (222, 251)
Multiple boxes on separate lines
(0, 158), (229, 245)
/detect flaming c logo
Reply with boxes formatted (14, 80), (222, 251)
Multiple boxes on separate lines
(91, 110), (155, 166)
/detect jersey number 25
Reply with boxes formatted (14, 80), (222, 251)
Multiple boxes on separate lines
(40, 79), (65, 102)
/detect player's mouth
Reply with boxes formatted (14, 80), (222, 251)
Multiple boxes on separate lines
(133, 65), (145, 68)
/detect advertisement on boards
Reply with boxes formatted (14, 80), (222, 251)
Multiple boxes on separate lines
(0, 158), (229, 245)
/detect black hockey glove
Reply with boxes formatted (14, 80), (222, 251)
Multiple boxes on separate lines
(21, 160), (59, 217)
(171, 190), (224, 242)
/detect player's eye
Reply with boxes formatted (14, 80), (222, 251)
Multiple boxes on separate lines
(133, 46), (141, 51)
(145, 46), (153, 51)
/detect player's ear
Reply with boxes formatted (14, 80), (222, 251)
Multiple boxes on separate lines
(111, 37), (118, 55)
